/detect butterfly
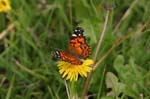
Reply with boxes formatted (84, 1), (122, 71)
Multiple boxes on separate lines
(53, 27), (90, 65)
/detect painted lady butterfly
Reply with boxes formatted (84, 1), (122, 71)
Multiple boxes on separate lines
(53, 27), (90, 65)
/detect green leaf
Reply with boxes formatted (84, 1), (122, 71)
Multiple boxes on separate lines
(113, 55), (145, 98)
(106, 72), (125, 98)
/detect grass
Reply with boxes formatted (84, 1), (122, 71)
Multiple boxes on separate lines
(0, 0), (150, 99)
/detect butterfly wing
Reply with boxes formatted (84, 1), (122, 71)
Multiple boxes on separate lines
(53, 27), (90, 65)
(53, 50), (82, 65)
(68, 27), (90, 59)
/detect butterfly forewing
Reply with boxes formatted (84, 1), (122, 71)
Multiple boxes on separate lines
(69, 29), (90, 59)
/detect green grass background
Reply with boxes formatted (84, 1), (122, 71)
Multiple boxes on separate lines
(0, 0), (150, 99)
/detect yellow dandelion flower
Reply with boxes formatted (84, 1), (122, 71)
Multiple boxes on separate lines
(0, 0), (11, 13)
(57, 59), (94, 81)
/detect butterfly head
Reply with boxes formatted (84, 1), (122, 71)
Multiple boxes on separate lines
(72, 27), (84, 37)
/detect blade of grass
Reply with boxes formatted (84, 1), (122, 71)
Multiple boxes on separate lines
(0, 23), (14, 40)
(97, 65), (106, 99)
(113, 0), (138, 33)
(47, 85), (55, 99)
(15, 60), (49, 83)
(5, 74), (15, 99)
(0, 77), (6, 88)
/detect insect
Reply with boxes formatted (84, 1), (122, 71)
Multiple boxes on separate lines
(53, 27), (90, 65)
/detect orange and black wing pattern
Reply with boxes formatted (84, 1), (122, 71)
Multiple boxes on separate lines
(53, 27), (90, 65)
(53, 51), (82, 65)
(68, 27), (90, 59)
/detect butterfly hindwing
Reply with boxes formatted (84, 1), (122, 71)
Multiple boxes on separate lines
(53, 50), (82, 65)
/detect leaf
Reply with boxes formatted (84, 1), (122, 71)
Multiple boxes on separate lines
(113, 55), (145, 98)
(106, 72), (125, 97)
(113, 55), (130, 83)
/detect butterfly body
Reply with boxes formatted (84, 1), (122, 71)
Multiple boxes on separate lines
(53, 27), (90, 65)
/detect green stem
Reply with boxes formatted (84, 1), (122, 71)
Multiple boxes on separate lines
(81, 8), (111, 99)
(0, 13), (6, 31)
(70, 81), (77, 99)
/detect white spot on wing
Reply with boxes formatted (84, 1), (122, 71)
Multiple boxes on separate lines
(72, 34), (77, 37)
(56, 51), (59, 54)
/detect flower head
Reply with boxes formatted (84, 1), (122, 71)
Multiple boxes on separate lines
(0, 0), (11, 13)
(57, 59), (94, 81)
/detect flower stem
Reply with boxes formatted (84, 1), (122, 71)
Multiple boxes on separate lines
(70, 81), (77, 99)
(93, 10), (110, 62)
(93, 37), (125, 70)
(81, 8), (111, 99)
(64, 80), (71, 99)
